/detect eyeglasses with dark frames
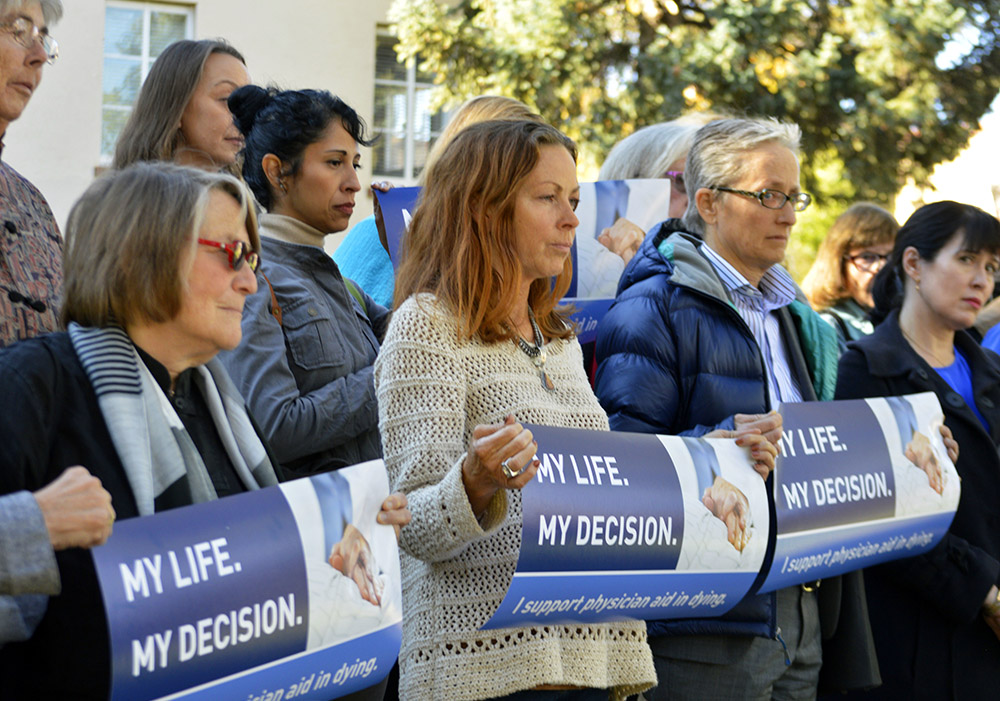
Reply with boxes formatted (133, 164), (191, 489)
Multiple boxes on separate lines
(713, 186), (812, 212)
(1, 16), (58, 64)
(664, 170), (686, 195)
(844, 251), (888, 273)
(197, 239), (260, 273)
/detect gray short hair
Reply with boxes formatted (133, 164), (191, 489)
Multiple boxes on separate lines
(0, 0), (63, 25)
(598, 113), (720, 180)
(681, 117), (802, 234)
(62, 162), (257, 328)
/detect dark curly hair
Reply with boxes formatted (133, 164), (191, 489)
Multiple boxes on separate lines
(229, 85), (374, 209)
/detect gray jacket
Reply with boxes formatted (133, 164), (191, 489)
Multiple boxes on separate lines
(222, 220), (389, 478)
(0, 491), (59, 644)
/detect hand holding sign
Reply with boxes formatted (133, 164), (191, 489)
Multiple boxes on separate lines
(376, 492), (411, 539)
(462, 414), (541, 517)
(939, 424), (959, 463)
(34, 466), (115, 550)
(706, 428), (778, 480)
(734, 410), (783, 445)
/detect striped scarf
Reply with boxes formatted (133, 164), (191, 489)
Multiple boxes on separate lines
(68, 323), (279, 515)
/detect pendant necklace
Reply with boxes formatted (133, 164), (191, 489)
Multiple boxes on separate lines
(513, 309), (556, 391)
(900, 326), (953, 368)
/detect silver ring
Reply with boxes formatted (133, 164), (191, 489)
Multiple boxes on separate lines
(501, 457), (523, 479)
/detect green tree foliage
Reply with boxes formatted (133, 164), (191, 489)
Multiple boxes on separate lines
(390, 0), (1000, 272)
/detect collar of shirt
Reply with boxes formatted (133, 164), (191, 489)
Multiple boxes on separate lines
(133, 342), (196, 405)
(700, 242), (797, 313)
(260, 212), (326, 248)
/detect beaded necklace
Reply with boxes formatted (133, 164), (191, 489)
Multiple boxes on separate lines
(512, 308), (555, 391)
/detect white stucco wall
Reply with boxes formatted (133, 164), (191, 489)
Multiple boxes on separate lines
(4, 0), (395, 249)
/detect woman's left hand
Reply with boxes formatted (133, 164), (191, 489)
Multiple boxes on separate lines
(377, 491), (411, 539)
(939, 424), (959, 464)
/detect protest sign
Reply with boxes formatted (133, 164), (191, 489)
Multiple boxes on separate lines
(482, 426), (769, 628)
(568, 180), (671, 299)
(90, 396), (958, 681)
(483, 393), (958, 627)
(375, 180), (672, 341)
(375, 186), (417, 269)
(91, 461), (401, 701)
(761, 392), (959, 592)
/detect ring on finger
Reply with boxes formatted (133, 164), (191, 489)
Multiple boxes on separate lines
(501, 457), (524, 479)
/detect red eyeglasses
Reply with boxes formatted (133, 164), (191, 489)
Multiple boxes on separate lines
(197, 239), (260, 272)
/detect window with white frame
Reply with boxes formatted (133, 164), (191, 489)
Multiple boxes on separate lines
(101, 1), (193, 159)
(372, 31), (448, 182)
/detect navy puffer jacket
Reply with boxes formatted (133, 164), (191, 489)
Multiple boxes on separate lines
(594, 220), (838, 638)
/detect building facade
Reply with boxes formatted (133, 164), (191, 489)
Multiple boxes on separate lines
(5, 0), (444, 251)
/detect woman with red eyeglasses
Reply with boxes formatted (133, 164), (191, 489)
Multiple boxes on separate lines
(0, 163), (274, 698)
(0, 162), (411, 699)
(802, 203), (899, 345)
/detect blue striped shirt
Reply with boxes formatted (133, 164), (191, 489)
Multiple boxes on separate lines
(701, 244), (803, 409)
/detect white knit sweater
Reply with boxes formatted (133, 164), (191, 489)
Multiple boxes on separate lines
(375, 295), (656, 701)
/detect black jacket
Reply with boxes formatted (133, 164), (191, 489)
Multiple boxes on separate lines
(836, 310), (1000, 699)
(0, 333), (281, 700)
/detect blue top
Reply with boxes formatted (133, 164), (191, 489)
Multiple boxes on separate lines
(935, 347), (989, 431)
(332, 215), (395, 309)
(981, 322), (1000, 355)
